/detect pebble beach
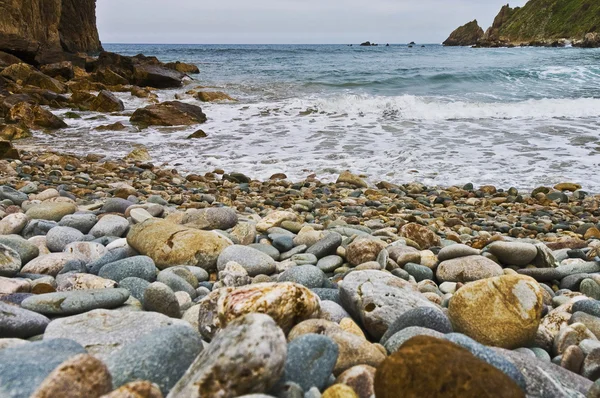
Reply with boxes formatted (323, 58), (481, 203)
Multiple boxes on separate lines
(0, 148), (600, 397)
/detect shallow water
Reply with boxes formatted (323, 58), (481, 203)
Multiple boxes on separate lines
(20, 44), (600, 191)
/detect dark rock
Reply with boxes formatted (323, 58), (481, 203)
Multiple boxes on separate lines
(443, 20), (485, 46)
(97, 256), (157, 282)
(90, 90), (125, 113)
(130, 101), (207, 127)
(133, 64), (185, 89)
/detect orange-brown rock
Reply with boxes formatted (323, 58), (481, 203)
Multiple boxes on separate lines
(100, 381), (163, 398)
(197, 282), (320, 340)
(399, 223), (440, 249)
(31, 354), (112, 398)
(336, 365), (376, 398)
(374, 336), (525, 398)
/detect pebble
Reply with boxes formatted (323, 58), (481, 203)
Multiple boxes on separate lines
(380, 307), (453, 344)
(143, 282), (181, 318)
(403, 262), (433, 282)
(282, 333), (339, 391)
(487, 241), (538, 266)
(98, 256), (158, 282)
(58, 213), (98, 234)
(89, 215), (129, 237)
(306, 233), (342, 259)
(45, 226), (84, 252)
(217, 245), (276, 276)
(20, 252), (78, 276)
(383, 326), (445, 353)
(345, 238), (386, 266)
(181, 207), (238, 230)
(25, 202), (76, 222)
(437, 244), (480, 261)
(0, 235), (39, 264)
(317, 255), (344, 273)
(0, 243), (21, 277)
(0, 213), (29, 235)
(335, 365), (376, 398)
(168, 313), (287, 398)
(21, 288), (130, 316)
(0, 301), (50, 338)
(279, 264), (325, 288)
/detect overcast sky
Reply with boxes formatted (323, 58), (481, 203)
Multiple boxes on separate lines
(97, 0), (528, 44)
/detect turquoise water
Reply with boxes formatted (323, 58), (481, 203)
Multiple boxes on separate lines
(33, 44), (600, 190)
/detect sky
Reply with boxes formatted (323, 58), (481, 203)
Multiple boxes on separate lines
(96, 0), (528, 44)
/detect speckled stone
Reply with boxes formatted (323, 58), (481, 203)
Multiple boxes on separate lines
(282, 333), (339, 391)
(21, 288), (130, 316)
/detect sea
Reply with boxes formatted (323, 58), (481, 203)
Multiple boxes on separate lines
(22, 44), (600, 191)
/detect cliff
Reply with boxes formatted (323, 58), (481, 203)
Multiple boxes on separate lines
(446, 0), (600, 47)
(443, 20), (485, 46)
(0, 0), (102, 63)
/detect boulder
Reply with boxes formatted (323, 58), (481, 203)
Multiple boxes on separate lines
(374, 336), (524, 397)
(166, 61), (199, 74)
(448, 275), (544, 349)
(132, 64), (185, 89)
(6, 102), (67, 129)
(0, 124), (32, 140)
(130, 101), (207, 127)
(195, 91), (236, 102)
(90, 90), (125, 113)
(197, 282), (320, 340)
(443, 20), (485, 46)
(127, 219), (231, 270)
(40, 61), (74, 80)
(0, 141), (20, 160)
(25, 71), (66, 93)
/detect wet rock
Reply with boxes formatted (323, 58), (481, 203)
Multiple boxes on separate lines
(6, 102), (67, 130)
(21, 288), (130, 316)
(448, 275), (543, 349)
(130, 101), (206, 127)
(336, 171), (367, 188)
(168, 314), (287, 398)
(195, 91), (236, 102)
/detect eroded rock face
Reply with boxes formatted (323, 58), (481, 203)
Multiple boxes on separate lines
(443, 20), (484, 46)
(339, 270), (437, 340)
(167, 314), (287, 398)
(448, 274), (544, 349)
(0, 0), (102, 63)
(197, 282), (320, 340)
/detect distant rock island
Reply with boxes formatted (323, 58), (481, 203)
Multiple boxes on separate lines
(445, 1), (600, 47)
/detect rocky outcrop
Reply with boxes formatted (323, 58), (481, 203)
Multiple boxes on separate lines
(443, 20), (484, 46)
(0, 0), (102, 64)
(449, 1), (600, 48)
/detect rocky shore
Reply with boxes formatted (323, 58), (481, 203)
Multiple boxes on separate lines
(0, 150), (598, 397)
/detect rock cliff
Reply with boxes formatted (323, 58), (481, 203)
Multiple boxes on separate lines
(0, 0), (102, 63)
(442, 20), (484, 46)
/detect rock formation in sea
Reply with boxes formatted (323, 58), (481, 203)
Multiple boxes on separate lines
(0, 0), (102, 64)
(442, 20), (484, 46)
(445, 0), (600, 47)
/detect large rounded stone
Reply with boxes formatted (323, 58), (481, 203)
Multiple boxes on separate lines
(58, 213), (97, 234)
(279, 264), (325, 288)
(339, 270), (437, 340)
(44, 309), (191, 361)
(374, 336), (524, 398)
(21, 289), (130, 316)
(182, 207), (238, 230)
(398, 223), (441, 249)
(30, 354), (112, 398)
(89, 215), (129, 238)
(448, 275), (544, 349)
(197, 282), (320, 340)
(127, 219), (231, 270)
(0, 339), (86, 398)
(167, 314), (287, 398)
(289, 319), (386, 375)
(21, 253), (78, 276)
(345, 238), (386, 266)
(0, 301), (50, 338)
(487, 241), (538, 266)
(436, 255), (503, 283)
(282, 333), (339, 391)
(217, 245), (276, 276)
(106, 325), (203, 395)
(0, 243), (21, 277)
(0, 213), (29, 235)
(45, 226), (85, 252)
(25, 202), (76, 222)
(98, 256), (157, 282)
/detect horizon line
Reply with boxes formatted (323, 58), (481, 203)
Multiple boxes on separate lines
(102, 42), (441, 46)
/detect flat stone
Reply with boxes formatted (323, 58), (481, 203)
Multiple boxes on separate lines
(22, 220), (58, 239)
(25, 202), (76, 222)
(64, 241), (108, 264)
(0, 338), (86, 398)
(217, 245), (276, 276)
(106, 325), (203, 395)
(20, 252), (78, 276)
(0, 186), (28, 205)
(403, 262), (433, 282)
(306, 233), (343, 259)
(44, 309), (191, 361)
(436, 255), (503, 283)
(58, 213), (97, 234)
(248, 243), (281, 261)
(0, 301), (50, 338)
(98, 256), (157, 282)
(168, 314), (287, 397)
(182, 207), (238, 230)
(118, 277), (151, 303)
(318, 255), (344, 273)
(21, 288), (129, 316)
(282, 333), (339, 391)
(437, 244), (480, 261)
